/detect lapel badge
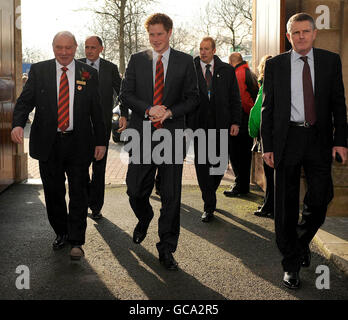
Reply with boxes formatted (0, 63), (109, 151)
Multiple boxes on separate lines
(77, 85), (83, 91)
(76, 80), (86, 85)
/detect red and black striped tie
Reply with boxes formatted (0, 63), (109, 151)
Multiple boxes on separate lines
(153, 55), (164, 129)
(58, 67), (70, 131)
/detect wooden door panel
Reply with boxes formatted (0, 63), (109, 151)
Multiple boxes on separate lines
(0, 0), (15, 193)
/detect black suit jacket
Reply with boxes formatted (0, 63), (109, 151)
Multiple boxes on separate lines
(261, 48), (347, 168)
(187, 55), (241, 130)
(12, 59), (106, 162)
(79, 58), (125, 140)
(120, 48), (199, 133)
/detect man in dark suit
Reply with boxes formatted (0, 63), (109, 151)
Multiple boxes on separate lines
(79, 36), (126, 220)
(189, 37), (241, 222)
(120, 13), (199, 270)
(224, 52), (258, 197)
(261, 13), (347, 289)
(11, 31), (106, 260)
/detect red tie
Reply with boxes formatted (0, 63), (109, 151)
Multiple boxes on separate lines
(300, 56), (316, 125)
(58, 67), (70, 131)
(153, 55), (164, 129)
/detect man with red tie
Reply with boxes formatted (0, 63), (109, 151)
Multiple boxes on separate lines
(120, 13), (199, 270)
(11, 31), (106, 261)
(261, 13), (347, 289)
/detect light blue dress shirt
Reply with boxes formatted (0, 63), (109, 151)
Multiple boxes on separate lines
(290, 48), (315, 122)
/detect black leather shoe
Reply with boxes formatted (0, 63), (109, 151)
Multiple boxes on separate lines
(52, 234), (67, 250)
(254, 209), (274, 219)
(201, 211), (214, 222)
(302, 247), (311, 268)
(159, 252), (178, 271)
(283, 272), (300, 289)
(223, 188), (248, 197)
(91, 211), (103, 220)
(133, 221), (150, 244)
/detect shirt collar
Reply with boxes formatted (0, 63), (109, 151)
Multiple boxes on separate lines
(56, 59), (75, 71)
(200, 58), (214, 70)
(291, 48), (314, 62)
(87, 57), (100, 68)
(153, 47), (171, 62)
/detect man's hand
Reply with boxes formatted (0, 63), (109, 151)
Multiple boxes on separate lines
(11, 126), (24, 144)
(230, 124), (239, 136)
(159, 109), (173, 124)
(332, 146), (348, 165)
(262, 152), (274, 168)
(149, 105), (167, 119)
(94, 146), (106, 161)
(117, 116), (127, 133)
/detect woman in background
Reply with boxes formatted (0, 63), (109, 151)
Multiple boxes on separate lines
(248, 55), (274, 218)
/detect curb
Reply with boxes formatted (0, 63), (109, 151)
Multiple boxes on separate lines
(313, 228), (348, 277)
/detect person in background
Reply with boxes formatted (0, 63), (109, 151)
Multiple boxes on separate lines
(188, 37), (241, 222)
(79, 36), (126, 220)
(248, 54), (274, 218)
(224, 52), (258, 197)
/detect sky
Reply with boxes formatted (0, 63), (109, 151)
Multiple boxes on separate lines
(21, 0), (210, 59)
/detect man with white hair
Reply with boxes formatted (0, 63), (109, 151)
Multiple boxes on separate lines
(11, 31), (107, 261)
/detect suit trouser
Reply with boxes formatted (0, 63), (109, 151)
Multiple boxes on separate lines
(229, 131), (253, 193)
(194, 133), (224, 213)
(39, 134), (90, 246)
(126, 136), (184, 254)
(275, 126), (333, 272)
(88, 144), (109, 212)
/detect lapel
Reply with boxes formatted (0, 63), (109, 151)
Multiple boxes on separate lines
(163, 48), (178, 101)
(98, 58), (105, 82)
(281, 50), (292, 117)
(47, 59), (58, 113)
(144, 50), (154, 103)
(73, 59), (81, 123)
(196, 59), (209, 97)
(313, 48), (321, 111)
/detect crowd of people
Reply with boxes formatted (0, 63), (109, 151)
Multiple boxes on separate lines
(11, 12), (347, 289)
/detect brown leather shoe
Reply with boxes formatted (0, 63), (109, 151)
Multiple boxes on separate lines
(70, 246), (85, 261)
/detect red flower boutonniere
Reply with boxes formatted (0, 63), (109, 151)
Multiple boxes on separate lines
(80, 69), (91, 81)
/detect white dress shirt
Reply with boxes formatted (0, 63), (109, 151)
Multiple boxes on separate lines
(200, 58), (214, 77)
(56, 59), (75, 131)
(290, 48), (315, 122)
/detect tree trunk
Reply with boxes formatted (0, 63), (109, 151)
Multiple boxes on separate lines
(118, 0), (126, 75)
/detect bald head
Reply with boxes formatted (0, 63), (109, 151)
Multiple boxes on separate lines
(52, 31), (77, 46)
(229, 52), (243, 67)
(85, 36), (104, 62)
(52, 31), (77, 66)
